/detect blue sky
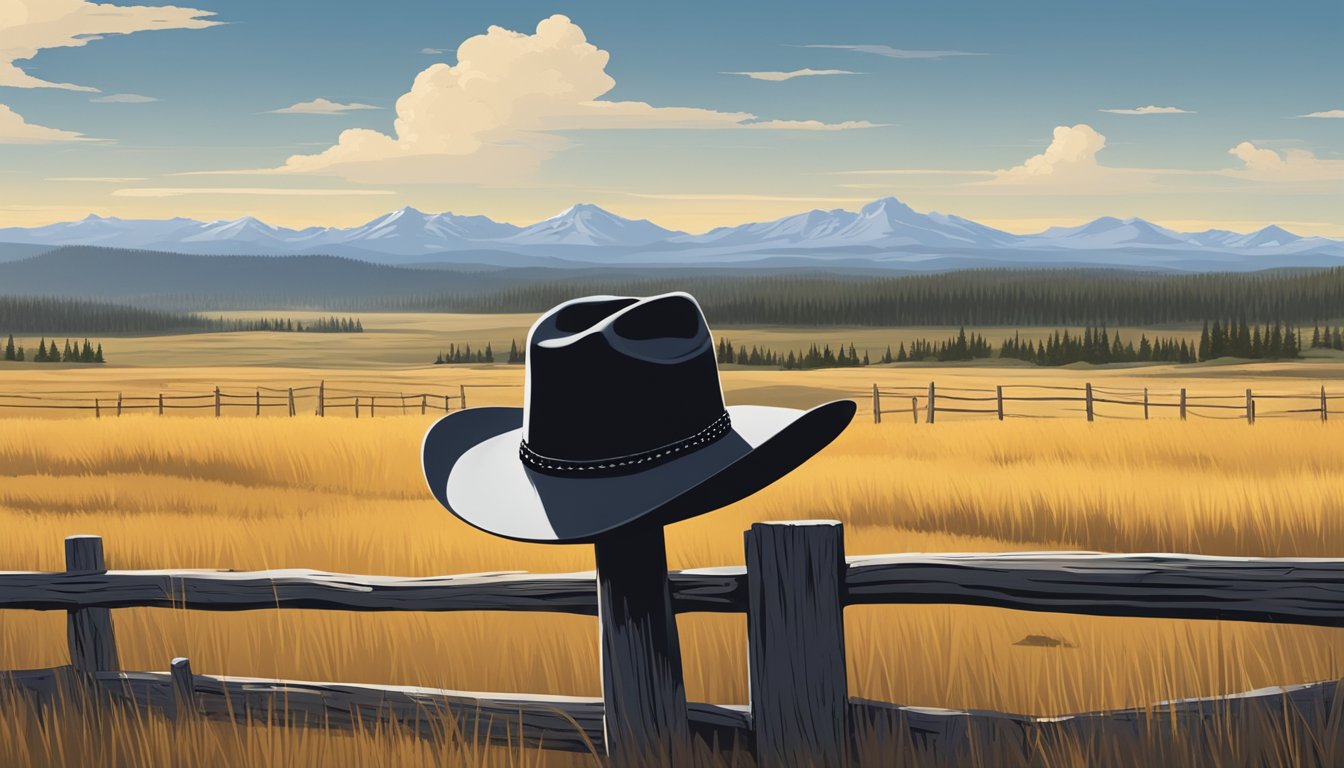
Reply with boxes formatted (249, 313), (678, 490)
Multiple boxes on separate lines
(1, 0), (1340, 234)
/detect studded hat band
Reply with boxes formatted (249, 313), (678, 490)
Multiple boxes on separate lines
(519, 411), (732, 477)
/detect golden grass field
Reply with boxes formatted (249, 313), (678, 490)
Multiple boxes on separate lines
(2, 314), (1344, 765)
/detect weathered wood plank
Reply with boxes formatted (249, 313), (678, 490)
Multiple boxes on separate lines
(746, 521), (850, 767)
(64, 536), (119, 675)
(595, 524), (693, 765)
(4, 552), (1344, 627)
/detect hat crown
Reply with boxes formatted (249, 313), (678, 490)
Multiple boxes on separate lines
(522, 293), (725, 463)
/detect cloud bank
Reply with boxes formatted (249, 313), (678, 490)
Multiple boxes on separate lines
(269, 98), (382, 115)
(0, 104), (91, 143)
(802, 44), (983, 59)
(1227, 142), (1344, 182)
(266, 15), (876, 184)
(1100, 105), (1193, 115)
(1297, 109), (1344, 119)
(724, 69), (859, 81)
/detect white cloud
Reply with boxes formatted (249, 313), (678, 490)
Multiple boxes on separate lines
(112, 187), (395, 198)
(0, 104), (92, 143)
(991, 124), (1108, 182)
(801, 44), (984, 59)
(724, 69), (859, 81)
(0, 0), (219, 91)
(1100, 105), (1194, 115)
(420, 47), (446, 55)
(1227, 142), (1344, 182)
(90, 93), (158, 103)
(266, 15), (875, 184)
(268, 98), (382, 115)
(1297, 109), (1344, 119)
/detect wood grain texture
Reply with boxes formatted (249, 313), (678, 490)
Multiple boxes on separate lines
(746, 521), (850, 767)
(63, 536), (118, 675)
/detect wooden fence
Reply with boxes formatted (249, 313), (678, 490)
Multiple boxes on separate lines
(3, 529), (1343, 764)
(0, 381), (470, 417)
(872, 382), (1336, 424)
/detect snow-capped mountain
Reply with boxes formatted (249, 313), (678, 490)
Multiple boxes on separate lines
(504, 203), (679, 247)
(1, 197), (1341, 271)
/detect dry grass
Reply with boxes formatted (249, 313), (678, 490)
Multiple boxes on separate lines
(2, 362), (1344, 764)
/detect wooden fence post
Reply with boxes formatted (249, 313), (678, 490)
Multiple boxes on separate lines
(911, 396), (918, 424)
(169, 656), (197, 722)
(745, 521), (850, 768)
(872, 384), (881, 424)
(65, 535), (119, 676)
(1143, 388), (1150, 420)
(996, 385), (1005, 421)
(116, 393), (122, 417)
(421, 394), (427, 415)
(288, 388), (296, 417)
(1179, 388), (1187, 421)
(460, 384), (468, 410)
(370, 397), (376, 418)
(400, 393), (407, 415)
(214, 387), (221, 418)
(1246, 388), (1255, 425)
(317, 381), (325, 417)
(594, 525), (691, 765)
(1322, 386), (1328, 422)
(158, 393), (164, 416)
(444, 394), (450, 413)
(94, 398), (100, 419)
(255, 389), (261, 417)
(1085, 383), (1094, 422)
(926, 382), (936, 424)
(354, 397), (360, 419)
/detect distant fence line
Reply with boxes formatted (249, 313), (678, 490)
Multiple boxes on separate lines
(0, 381), (478, 417)
(870, 382), (1336, 425)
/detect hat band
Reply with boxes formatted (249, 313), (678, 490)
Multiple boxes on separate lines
(519, 410), (732, 477)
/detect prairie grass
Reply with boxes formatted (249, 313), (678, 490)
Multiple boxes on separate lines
(1, 407), (1343, 764)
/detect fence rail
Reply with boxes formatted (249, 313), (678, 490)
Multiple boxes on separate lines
(0, 381), (477, 417)
(2, 531), (1343, 763)
(872, 381), (1333, 424)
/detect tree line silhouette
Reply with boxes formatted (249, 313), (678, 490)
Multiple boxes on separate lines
(223, 316), (363, 333)
(3, 335), (104, 364)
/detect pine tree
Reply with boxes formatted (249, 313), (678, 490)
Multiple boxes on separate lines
(34, 338), (47, 363)
(14, 346), (23, 361)
(3, 334), (13, 361)
(94, 344), (104, 363)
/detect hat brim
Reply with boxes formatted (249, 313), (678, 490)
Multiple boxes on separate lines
(422, 400), (856, 543)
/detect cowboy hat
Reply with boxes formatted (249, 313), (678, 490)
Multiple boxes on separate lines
(421, 292), (855, 543)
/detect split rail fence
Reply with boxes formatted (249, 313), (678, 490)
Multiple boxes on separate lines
(0, 382), (472, 418)
(2, 528), (1343, 764)
(871, 382), (1337, 425)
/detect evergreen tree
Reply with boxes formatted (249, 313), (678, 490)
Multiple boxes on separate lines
(34, 338), (47, 363)
(94, 344), (104, 363)
(3, 334), (13, 361)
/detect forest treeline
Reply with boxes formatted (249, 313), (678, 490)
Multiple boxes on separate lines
(0, 295), (364, 335)
(398, 268), (1344, 327)
(3, 335), (105, 363)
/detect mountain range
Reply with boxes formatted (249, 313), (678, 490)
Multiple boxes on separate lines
(2, 197), (1341, 272)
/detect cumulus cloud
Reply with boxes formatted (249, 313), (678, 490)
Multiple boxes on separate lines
(991, 124), (1108, 182)
(1100, 105), (1193, 115)
(1227, 142), (1344, 182)
(90, 93), (158, 103)
(1297, 109), (1344, 119)
(268, 98), (382, 115)
(267, 15), (876, 183)
(724, 69), (859, 81)
(801, 44), (984, 59)
(0, 0), (219, 91)
(0, 104), (92, 143)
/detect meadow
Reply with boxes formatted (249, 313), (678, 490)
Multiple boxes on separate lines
(1, 315), (1343, 765)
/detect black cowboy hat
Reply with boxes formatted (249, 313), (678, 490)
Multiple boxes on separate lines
(421, 292), (855, 543)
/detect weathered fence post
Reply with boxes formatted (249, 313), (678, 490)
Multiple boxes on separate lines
(66, 535), (119, 676)
(288, 387), (296, 417)
(116, 393), (122, 417)
(421, 394), (427, 415)
(1179, 388), (1187, 421)
(158, 393), (164, 416)
(400, 393), (407, 415)
(214, 386), (221, 418)
(745, 521), (850, 768)
(1246, 388), (1255, 425)
(996, 385), (1005, 421)
(1084, 383), (1094, 422)
(911, 396), (918, 424)
(872, 384), (881, 424)
(94, 398), (100, 418)
(594, 525), (692, 765)
(255, 389), (261, 417)
(354, 397), (360, 418)
(1322, 386), (1328, 422)
(1143, 388), (1150, 420)
(317, 381), (325, 417)
(169, 656), (197, 722)
(460, 384), (468, 410)
(370, 397), (376, 418)
(444, 394), (450, 413)
(926, 382), (936, 424)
